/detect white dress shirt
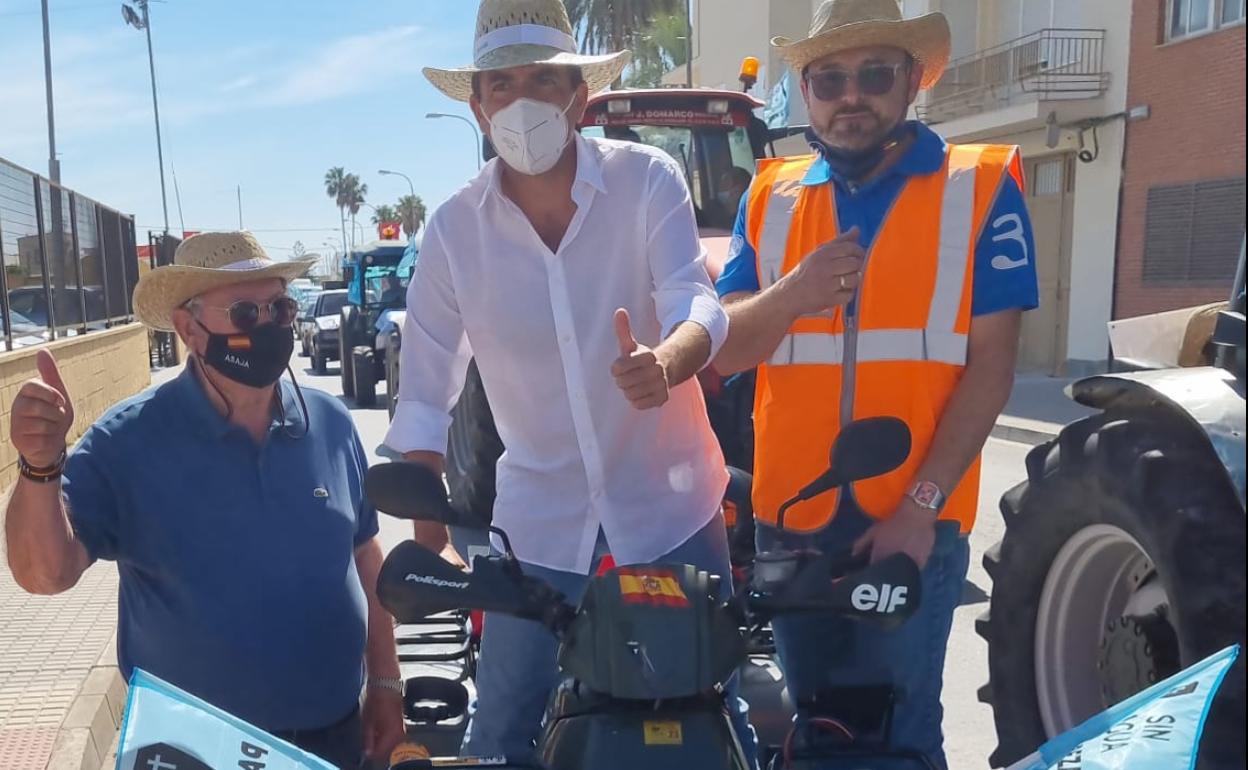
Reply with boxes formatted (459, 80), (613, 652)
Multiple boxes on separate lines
(385, 136), (730, 574)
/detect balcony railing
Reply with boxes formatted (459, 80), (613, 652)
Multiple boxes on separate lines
(918, 28), (1109, 124)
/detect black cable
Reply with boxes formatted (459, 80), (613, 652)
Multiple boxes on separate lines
(277, 366), (311, 440)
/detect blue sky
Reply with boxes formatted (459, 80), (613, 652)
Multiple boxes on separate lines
(0, 0), (483, 262)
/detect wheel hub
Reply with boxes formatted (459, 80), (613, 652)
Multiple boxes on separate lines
(1098, 609), (1180, 704)
(1034, 525), (1176, 736)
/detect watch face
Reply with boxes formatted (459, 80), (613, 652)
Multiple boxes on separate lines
(912, 482), (940, 507)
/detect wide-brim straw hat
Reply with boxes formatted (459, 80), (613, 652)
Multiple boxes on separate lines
(424, 0), (631, 102)
(132, 231), (316, 332)
(773, 0), (951, 91)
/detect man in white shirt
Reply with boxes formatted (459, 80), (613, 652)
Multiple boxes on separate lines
(385, 0), (755, 764)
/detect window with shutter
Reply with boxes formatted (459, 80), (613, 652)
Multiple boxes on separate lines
(1143, 178), (1245, 284)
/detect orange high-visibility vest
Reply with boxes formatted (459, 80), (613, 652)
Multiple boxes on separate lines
(746, 144), (1024, 535)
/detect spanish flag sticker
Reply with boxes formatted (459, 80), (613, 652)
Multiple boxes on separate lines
(618, 568), (689, 608)
(643, 720), (684, 746)
(226, 335), (252, 351)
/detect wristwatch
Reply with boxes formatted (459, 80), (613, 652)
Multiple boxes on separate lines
(906, 480), (947, 513)
(367, 676), (405, 696)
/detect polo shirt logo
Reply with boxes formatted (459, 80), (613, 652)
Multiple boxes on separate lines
(313, 488), (329, 498)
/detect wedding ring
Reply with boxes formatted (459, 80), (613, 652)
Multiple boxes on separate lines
(839, 275), (848, 290)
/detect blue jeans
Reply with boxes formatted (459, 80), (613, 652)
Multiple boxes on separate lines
(757, 505), (970, 770)
(462, 514), (759, 768)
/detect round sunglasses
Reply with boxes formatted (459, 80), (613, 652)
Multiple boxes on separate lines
(805, 62), (907, 102)
(194, 296), (301, 331)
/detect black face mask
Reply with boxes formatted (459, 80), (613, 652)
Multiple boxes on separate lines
(198, 321), (293, 389)
(808, 120), (912, 183)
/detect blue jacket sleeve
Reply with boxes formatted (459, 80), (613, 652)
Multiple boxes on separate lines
(972, 174), (1040, 316)
(715, 192), (761, 297)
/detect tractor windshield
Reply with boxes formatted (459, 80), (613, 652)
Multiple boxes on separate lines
(582, 123), (756, 230)
(361, 265), (408, 309)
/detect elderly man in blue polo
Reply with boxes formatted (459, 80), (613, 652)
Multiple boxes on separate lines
(5, 232), (404, 768)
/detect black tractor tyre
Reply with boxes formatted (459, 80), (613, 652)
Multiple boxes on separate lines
(311, 343), (327, 375)
(978, 411), (1245, 769)
(352, 346), (377, 407)
(385, 333), (401, 420)
(445, 360), (504, 529)
(339, 309), (356, 399)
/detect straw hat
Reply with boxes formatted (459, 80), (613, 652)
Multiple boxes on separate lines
(423, 0), (631, 102)
(132, 232), (316, 332)
(773, 0), (951, 90)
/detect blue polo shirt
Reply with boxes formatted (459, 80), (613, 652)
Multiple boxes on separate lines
(63, 365), (379, 732)
(716, 121), (1039, 316)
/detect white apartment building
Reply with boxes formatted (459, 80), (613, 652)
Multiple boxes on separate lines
(682, 1), (1133, 375)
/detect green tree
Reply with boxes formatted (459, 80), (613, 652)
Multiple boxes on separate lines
(564, 0), (680, 58)
(397, 194), (427, 238)
(324, 167), (349, 257)
(339, 174), (368, 249)
(371, 204), (399, 225)
(627, 10), (690, 88)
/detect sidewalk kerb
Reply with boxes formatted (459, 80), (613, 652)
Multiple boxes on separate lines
(45, 637), (126, 770)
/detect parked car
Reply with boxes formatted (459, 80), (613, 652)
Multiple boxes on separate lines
(7, 285), (109, 329)
(296, 290), (322, 352)
(300, 289), (349, 374)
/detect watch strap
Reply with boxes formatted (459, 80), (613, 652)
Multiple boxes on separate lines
(367, 676), (405, 696)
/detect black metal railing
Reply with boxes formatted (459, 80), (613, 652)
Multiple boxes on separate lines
(918, 29), (1109, 124)
(1, 157), (139, 353)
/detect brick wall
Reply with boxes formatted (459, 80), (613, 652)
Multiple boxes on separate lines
(1115, 1), (1246, 319)
(0, 325), (151, 489)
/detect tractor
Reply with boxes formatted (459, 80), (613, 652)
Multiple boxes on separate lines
(338, 238), (414, 407)
(979, 237), (1246, 769)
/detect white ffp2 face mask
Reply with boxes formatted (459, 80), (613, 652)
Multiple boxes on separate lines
(487, 96), (575, 176)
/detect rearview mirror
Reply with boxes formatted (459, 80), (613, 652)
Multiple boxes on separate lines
(776, 417), (911, 529)
(828, 416), (912, 487)
(366, 462), (464, 525)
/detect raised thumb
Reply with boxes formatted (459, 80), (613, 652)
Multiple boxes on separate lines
(837, 225), (862, 243)
(613, 308), (637, 355)
(36, 349), (70, 404)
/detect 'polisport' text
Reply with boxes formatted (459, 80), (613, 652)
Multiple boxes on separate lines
(405, 574), (470, 589)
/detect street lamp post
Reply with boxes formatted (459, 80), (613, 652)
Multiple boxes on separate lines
(122, 1), (170, 234)
(426, 113), (483, 170)
(378, 169), (416, 199)
(686, 0), (694, 88)
(41, 0), (60, 183)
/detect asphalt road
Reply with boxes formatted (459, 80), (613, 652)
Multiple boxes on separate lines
(290, 352), (1030, 769)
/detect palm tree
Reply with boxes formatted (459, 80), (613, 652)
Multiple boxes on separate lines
(371, 204), (399, 225)
(397, 194), (427, 238)
(324, 167), (349, 257)
(564, 0), (679, 58)
(627, 10), (689, 87)
(340, 174), (367, 249)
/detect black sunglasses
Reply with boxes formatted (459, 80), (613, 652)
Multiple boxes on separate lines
(196, 296), (300, 331)
(805, 62), (907, 102)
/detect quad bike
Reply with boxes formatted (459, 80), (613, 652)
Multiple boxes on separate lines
(371, 418), (938, 770)
(979, 237), (1247, 769)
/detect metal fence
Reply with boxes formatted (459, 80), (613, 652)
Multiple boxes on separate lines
(918, 29), (1110, 124)
(0, 156), (139, 353)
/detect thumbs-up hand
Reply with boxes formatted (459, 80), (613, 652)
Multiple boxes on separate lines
(611, 308), (670, 410)
(10, 350), (75, 469)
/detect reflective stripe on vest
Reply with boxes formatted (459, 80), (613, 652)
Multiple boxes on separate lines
(769, 329), (969, 367)
(757, 164), (809, 291)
